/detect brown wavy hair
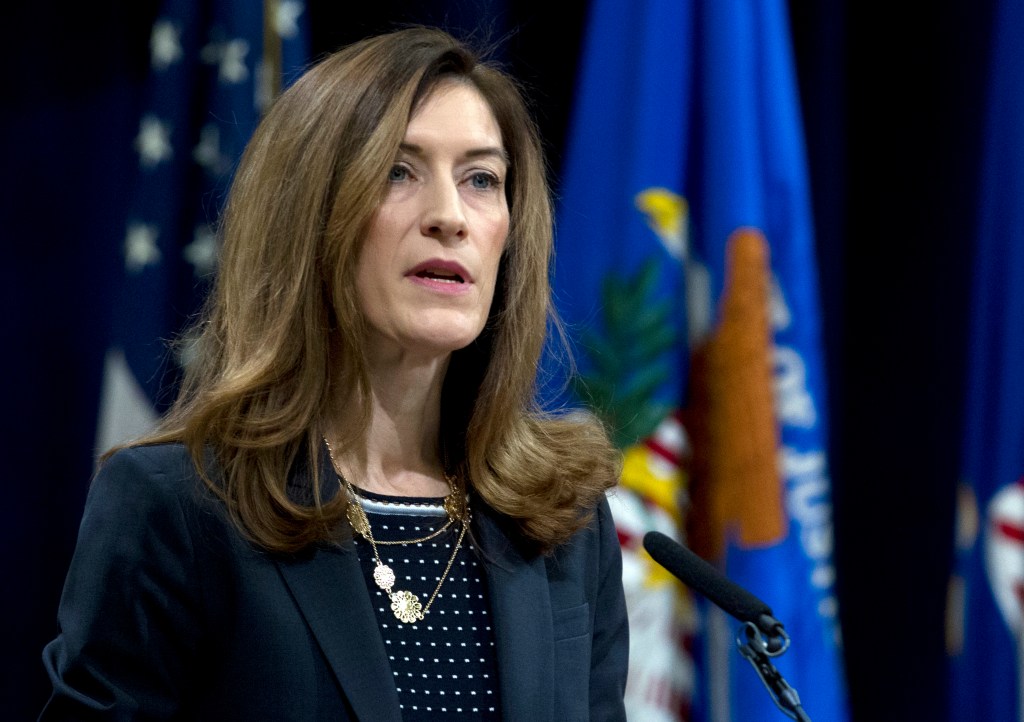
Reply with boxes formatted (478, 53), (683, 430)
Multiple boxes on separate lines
(121, 26), (620, 554)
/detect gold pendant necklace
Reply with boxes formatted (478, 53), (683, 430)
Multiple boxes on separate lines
(325, 438), (470, 624)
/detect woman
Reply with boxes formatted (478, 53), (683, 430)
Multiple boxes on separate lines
(41, 26), (628, 721)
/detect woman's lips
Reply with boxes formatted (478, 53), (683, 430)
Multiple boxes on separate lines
(405, 259), (473, 294)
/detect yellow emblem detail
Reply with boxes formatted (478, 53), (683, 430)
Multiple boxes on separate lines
(635, 187), (689, 260)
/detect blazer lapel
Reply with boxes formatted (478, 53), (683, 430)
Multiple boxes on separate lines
(277, 446), (401, 722)
(276, 542), (402, 722)
(475, 505), (555, 722)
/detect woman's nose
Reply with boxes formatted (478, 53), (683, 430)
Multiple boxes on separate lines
(421, 179), (467, 242)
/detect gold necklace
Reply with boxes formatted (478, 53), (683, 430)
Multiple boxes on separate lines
(359, 513), (454, 546)
(324, 438), (470, 624)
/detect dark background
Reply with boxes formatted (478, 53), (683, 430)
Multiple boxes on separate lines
(3, 1), (993, 719)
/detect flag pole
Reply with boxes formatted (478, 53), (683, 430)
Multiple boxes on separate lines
(262, 0), (282, 107)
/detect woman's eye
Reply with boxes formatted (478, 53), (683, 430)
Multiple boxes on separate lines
(388, 165), (410, 182)
(469, 172), (500, 190)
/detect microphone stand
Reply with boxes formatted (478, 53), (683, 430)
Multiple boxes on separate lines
(735, 622), (812, 722)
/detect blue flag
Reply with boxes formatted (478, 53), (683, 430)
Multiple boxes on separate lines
(550, 1), (696, 718)
(948, 0), (1024, 718)
(95, 0), (310, 452)
(551, 1), (849, 720)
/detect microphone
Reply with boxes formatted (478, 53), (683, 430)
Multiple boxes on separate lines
(642, 530), (785, 649)
(642, 530), (812, 721)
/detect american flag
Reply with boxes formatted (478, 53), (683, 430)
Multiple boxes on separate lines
(95, 0), (310, 453)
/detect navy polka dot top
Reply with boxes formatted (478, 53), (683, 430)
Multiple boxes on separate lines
(349, 487), (501, 721)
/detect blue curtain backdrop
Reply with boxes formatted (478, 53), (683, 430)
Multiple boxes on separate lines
(3, 6), (151, 718)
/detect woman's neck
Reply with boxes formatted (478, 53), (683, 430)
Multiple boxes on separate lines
(329, 350), (451, 498)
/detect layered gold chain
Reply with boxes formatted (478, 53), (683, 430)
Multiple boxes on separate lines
(324, 438), (470, 624)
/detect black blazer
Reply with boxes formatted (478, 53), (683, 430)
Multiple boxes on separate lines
(40, 443), (629, 721)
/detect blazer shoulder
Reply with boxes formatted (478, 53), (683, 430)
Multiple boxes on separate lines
(88, 443), (218, 521)
(98, 442), (196, 478)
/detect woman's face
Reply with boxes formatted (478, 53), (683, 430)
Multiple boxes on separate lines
(355, 80), (510, 364)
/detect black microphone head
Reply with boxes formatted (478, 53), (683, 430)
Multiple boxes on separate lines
(642, 530), (773, 623)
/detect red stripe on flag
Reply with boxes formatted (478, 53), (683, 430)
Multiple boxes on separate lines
(645, 437), (681, 467)
(618, 528), (638, 549)
(995, 520), (1024, 543)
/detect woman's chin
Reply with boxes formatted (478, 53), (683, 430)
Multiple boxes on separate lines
(366, 323), (485, 364)
(414, 329), (481, 356)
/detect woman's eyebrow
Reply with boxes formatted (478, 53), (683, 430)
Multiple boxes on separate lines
(398, 142), (509, 166)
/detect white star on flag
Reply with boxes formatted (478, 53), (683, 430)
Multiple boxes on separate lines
(275, 1), (305, 39)
(201, 38), (250, 84)
(183, 225), (219, 276)
(150, 20), (183, 70)
(124, 223), (162, 272)
(192, 124), (226, 174)
(134, 115), (173, 169)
